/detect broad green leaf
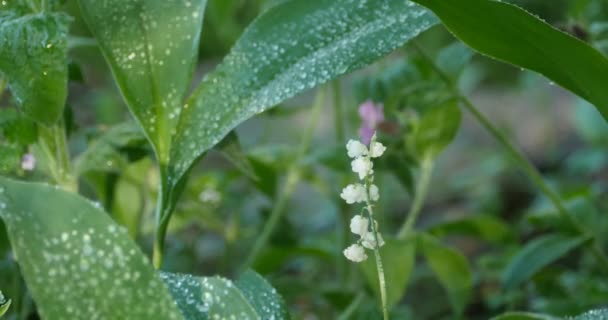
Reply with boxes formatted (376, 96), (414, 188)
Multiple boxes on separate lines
(501, 233), (589, 290)
(0, 290), (9, 318)
(428, 214), (514, 244)
(78, 0), (207, 161)
(490, 312), (559, 320)
(411, 0), (608, 121)
(216, 131), (258, 181)
(413, 100), (461, 159)
(573, 309), (608, 320)
(168, 0), (438, 186)
(361, 237), (416, 308)
(235, 270), (290, 320)
(0, 11), (70, 125)
(420, 234), (472, 316)
(436, 42), (473, 80)
(73, 122), (147, 175)
(161, 270), (289, 320)
(0, 177), (184, 320)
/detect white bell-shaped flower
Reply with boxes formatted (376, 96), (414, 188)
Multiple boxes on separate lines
(349, 215), (369, 236)
(346, 139), (368, 158)
(362, 232), (385, 249)
(368, 184), (380, 201)
(351, 157), (373, 180)
(343, 244), (367, 262)
(369, 141), (386, 158)
(340, 184), (366, 204)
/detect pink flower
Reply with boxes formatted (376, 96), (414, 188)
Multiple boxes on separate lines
(21, 153), (36, 171)
(358, 100), (384, 144)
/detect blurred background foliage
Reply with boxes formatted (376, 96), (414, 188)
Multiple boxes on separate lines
(1, 0), (608, 319)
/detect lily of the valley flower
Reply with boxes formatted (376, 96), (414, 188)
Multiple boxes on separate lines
(340, 184), (366, 204)
(351, 157), (373, 180)
(349, 215), (369, 236)
(342, 133), (386, 263)
(343, 243), (367, 262)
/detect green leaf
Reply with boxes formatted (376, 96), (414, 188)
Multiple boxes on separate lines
(490, 312), (559, 320)
(0, 11), (71, 125)
(0, 177), (184, 319)
(361, 237), (416, 308)
(428, 214), (514, 244)
(411, 0), (608, 121)
(235, 270), (290, 320)
(413, 100), (461, 159)
(419, 233), (472, 315)
(161, 270), (289, 320)
(78, 0), (208, 161)
(572, 309), (608, 320)
(73, 122), (147, 175)
(216, 131), (258, 181)
(0, 108), (37, 146)
(0, 143), (20, 174)
(436, 42), (474, 80)
(501, 233), (589, 290)
(168, 0), (438, 186)
(0, 290), (10, 318)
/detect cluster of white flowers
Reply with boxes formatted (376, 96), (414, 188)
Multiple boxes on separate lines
(340, 133), (386, 263)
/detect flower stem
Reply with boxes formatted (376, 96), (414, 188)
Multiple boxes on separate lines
(337, 292), (365, 320)
(411, 41), (608, 269)
(364, 179), (388, 320)
(397, 155), (434, 239)
(242, 87), (326, 270)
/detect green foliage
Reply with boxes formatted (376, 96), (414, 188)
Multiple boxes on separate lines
(361, 237), (416, 308)
(0, 290), (9, 318)
(419, 233), (473, 316)
(0, 177), (184, 319)
(161, 270), (289, 320)
(501, 234), (590, 290)
(73, 122), (147, 175)
(168, 0), (438, 186)
(78, 0), (207, 161)
(412, 0), (608, 121)
(0, 11), (70, 125)
(491, 312), (559, 320)
(412, 100), (462, 159)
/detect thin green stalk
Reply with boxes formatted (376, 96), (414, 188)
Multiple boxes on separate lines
(37, 121), (76, 192)
(337, 292), (365, 320)
(332, 79), (351, 284)
(364, 177), (388, 320)
(242, 87), (326, 269)
(332, 80), (345, 142)
(412, 41), (608, 269)
(397, 155), (434, 239)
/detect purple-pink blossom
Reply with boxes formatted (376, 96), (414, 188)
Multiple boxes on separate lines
(358, 100), (384, 144)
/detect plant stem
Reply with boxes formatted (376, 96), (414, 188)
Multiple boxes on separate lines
(332, 79), (351, 284)
(332, 80), (345, 142)
(412, 41), (608, 269)
(242, 87), (326, 269)
(363, 178), (388, 320)
(37, 121), (76, 192)
(397, 155), (434, 239)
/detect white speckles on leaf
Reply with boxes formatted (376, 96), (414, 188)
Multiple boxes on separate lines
(0, 177), (184, 320)
(168, 0), (437, 186)
(161, 271), (288, 320)
(0, 11), (71, 125)
(79, 0), (208, 160)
